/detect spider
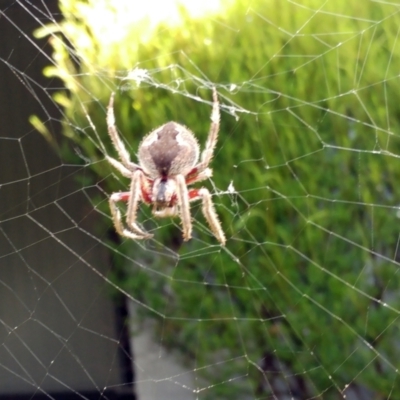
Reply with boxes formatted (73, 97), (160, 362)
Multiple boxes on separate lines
(106, 87), (226, 245)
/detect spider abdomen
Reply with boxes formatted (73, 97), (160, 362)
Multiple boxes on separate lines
(138, 122), (199, 178)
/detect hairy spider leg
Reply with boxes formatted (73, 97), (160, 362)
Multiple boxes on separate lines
(107, 93), (140, 172)
(175, 174), (192, 241)
(192, 87), (220, 174)
(109, 194), (150, 240)
(185, 167), (213, 185)
(188, 187), (226, 245)
(110, 178), (153, 205)
(109, 170), (153, 239)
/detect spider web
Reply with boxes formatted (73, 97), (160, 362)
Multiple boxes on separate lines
(1, 0), (400, 399)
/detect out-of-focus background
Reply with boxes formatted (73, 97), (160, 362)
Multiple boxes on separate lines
(1, 1), (400, 399)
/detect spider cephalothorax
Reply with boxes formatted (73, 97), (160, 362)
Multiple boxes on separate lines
(106, 87), (226, 245)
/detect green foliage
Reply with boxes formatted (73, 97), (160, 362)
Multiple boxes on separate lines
(35, 0), (400, 398)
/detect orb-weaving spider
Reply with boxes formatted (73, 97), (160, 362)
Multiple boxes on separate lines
(106, 87), (226, 245)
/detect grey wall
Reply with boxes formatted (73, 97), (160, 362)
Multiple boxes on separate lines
(0, 2), (134, 398)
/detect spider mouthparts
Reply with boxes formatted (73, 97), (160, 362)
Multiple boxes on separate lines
(155, 180), (168, 203)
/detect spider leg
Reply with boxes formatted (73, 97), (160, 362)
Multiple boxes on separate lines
(192, 87), (220, 174)
(188, 187), (226, 245)
(126, 170), (152, 237)
(109, 170), (153, 240)
(109, 192), (148, 240)
(175, 174), (192, 241)
(106, 155), (133, 178)
(185, 167), (212, 186)
(107, 92), (141, 172)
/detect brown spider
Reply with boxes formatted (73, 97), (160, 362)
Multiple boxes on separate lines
(106, 87), (226, 245)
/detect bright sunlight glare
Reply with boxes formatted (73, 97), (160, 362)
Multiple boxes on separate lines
(75, 0), (225, 46)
